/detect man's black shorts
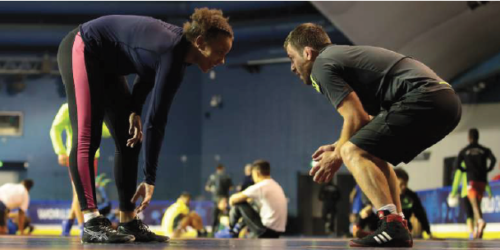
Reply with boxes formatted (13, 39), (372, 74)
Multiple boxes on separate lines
(350, 83), (462, 166)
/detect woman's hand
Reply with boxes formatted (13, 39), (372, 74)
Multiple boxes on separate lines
(127, 113), (143, 148)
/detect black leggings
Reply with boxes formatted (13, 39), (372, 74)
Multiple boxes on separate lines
(57, 28), (140, 212)
(229, 203), (281, 238)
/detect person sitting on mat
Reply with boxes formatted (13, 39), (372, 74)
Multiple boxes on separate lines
(226, 160), (287, 238)
(212, 197), (230, 235)
(7, 213), (34, 235)
(0, 179), (34, 235)
(161, 192), (205, 238)
(394, 168), (432, 239)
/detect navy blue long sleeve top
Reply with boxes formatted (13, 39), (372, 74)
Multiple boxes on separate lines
(80, 15), (191, 185)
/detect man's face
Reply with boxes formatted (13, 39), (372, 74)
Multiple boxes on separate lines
(251, 169), (260, 183)
(181, 197), (191, 206)
(244, 165), (252, 176)
(398, 178), (408, 193)
(286, 44), (314, 85)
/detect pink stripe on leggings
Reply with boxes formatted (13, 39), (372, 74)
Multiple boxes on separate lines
(72, 32), (96, 209)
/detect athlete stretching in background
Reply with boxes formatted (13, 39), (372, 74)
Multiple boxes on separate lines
(50, 103), (110, 237)
(57, 9), (233, 243)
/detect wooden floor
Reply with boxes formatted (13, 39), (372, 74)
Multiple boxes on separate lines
(1, 236), (499, 249)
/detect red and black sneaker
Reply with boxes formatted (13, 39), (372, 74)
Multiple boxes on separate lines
(349, 210), (413, 248)
(352, 224), (373, 239)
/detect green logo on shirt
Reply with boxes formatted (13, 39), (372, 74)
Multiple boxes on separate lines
(310, 75), (321, 93)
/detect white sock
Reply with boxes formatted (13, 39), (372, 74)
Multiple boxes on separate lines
(83, 211), (100, 223)
(378, 204), (398, 215)
(399, 212), (405, 219)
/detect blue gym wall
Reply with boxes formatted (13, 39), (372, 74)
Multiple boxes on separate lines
(0, 68), (203, 202)
(0, 76), (73, 200)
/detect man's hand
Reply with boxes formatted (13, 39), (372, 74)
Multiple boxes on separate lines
(131, 182), (155, 214)
(311, 142), (338, 161)
(18, 210), (25, 235)
(310, 150), (343, 183)
(127, 113), (143, 148)
(58, 154), (69, 166)
(360, 205), (373, 219)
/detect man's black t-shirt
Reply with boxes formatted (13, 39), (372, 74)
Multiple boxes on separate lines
(206, 173), (233, 198)
(310, 45), (451, 115)
(457, 143), (496, 183)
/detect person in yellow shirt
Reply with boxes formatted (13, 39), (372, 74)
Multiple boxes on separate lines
(161, 193), (205, 238)
(50, 103), (110, 236)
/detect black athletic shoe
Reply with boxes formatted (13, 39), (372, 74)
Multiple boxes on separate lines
(82, 216), (135, 243)
(349, 210), (413, 248)
(118, 217), (169, 242)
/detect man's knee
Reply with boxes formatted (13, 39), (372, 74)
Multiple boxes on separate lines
(229, 202), (251, 219)
(229, 204), (239, 216)
(340, 142), (361, 164)
(188, 211), (201, 220)
(232, 202), (248, 210)
(341, 142), (380, 165)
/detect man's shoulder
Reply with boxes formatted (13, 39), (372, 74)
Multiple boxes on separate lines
(459, 146), (469, 154)
(263, 179), (284, 190)
(311, 46), (352, 81)
(248, 179), (271, 190)
(318, 45), (350, 58)
(313, 47), (343, 70)
(478, 144), (491, 152)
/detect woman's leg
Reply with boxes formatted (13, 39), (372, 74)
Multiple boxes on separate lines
(101, 75), (140, 221)
(58, 30), (105, 215)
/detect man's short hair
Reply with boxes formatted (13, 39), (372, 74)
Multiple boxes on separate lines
(469, 128), (479, 143)
(252, 160), (271, 176)
(284, 23), (332, 53)
(180, 192), (191, 199)
(216, 164), (224, 171)
(22, 179), (34, 191)
(394, 168), (409, 183)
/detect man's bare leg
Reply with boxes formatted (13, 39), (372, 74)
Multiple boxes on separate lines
(343, 141), (412, 247)
(377, 160), (403, 214)
(469, 196), (485, 238)
(341, 141), (394, 210)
